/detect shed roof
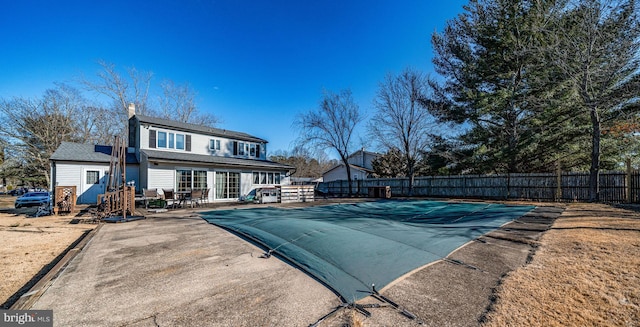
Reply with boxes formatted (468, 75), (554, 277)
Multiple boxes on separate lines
(133, 115), (268, 143)
(50, 142), (138, 164)
(322, 163), (374, 176)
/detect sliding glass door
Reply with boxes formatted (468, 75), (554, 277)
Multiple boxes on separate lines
(215, 171), (240, 199)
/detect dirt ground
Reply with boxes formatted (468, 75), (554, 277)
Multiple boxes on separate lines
(0, 196), (95, 308)
(1, 196), (639, 326)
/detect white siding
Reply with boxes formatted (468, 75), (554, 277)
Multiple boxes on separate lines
(140, 123), (267, 160)
(324, 166), (347, 182)
(347, 150), (379, 170)
(207, 171), (215, 201)
(140, 126), (150, 151)
(54, 163), (83, 188)
(53, 162), (110, 204)
(323, 165), (368, 182)
(147, 165), (175, 192)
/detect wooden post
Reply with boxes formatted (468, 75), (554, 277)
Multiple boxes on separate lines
(556, 162), (562, 202)
(626, 157), (632, 203)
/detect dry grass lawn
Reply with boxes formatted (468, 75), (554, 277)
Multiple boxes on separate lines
(483, 203), (640, 327)
(0, 195), (95, 308)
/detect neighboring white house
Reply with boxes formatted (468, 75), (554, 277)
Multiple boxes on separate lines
(50, 107), (294, 204)
(322, 149), (381, 183)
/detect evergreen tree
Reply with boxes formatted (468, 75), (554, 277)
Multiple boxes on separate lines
(549, 0), (640, 201)
(429, 0), (580, 173)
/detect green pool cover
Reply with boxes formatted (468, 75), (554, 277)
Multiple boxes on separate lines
(202, 200), (534, 302)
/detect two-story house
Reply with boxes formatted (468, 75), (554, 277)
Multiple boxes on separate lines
(50, 107), (294, 204)
(322, 148), (381, 183)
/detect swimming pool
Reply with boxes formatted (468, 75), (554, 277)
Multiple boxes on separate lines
(202, 200), (535, 302)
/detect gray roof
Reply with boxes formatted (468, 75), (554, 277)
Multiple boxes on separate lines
(141, 149), (294, 171)
(50, 142), (138, 164)
(322, 163), (374, 175)
(134, 115), (267, 143)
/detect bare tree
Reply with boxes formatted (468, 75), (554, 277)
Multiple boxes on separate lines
(269, 147), (336, 178)
(81, 60), (153, 115)
(43, 83), (116, 145)
(79, 60), (154, 138)
(369, 69), (437, 195)
(0, 92), (79, 186)
(158, 80), (219, 126)
(295, 89), (363, 196)
(82, 61), (219, 130)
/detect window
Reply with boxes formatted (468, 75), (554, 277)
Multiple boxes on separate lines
(176, 169), (207, 191)
(238, 142), (245, 155)
(250, 144), (256, 157)
(157, 132), (167, 148)
(216, 171), (240, 199)
(176, 170), (192, 191)
(176, 134), (185, 150)
(253, 171), (282, 185)
(86, 170), (100, 184)
(150, 129), (187, 150)
(193, 170), (207, 190)
(228, 172), (240, 198)
(210, 139), (220, 152)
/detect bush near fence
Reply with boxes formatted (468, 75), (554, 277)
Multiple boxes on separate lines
(319, 170), (640, 203)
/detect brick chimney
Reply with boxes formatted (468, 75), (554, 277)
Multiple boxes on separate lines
(128, 103), (136, 118)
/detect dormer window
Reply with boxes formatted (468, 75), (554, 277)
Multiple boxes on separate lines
(210, 139), (220, 152)
(149, 129), (190, 152)
(238, 142), (245, 156)
(176, 134), (185, 150)
(157, 132), (167, 148)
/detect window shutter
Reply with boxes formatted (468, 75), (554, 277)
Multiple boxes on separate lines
(149, 130), (156, 148)
(186, 135), (191, 152)
(233, 141), (238, 155)
(256, 144), (260, 158)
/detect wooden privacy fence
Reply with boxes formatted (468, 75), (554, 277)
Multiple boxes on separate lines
(320, 170), (640, 203)
(280, 185), (315, 203)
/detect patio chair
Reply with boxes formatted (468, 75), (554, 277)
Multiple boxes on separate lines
(201, 188), (210, 205)
(162, 188), (178, 209)
(189, 189), (202, 208)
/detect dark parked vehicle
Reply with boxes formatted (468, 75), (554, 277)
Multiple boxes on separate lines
(14, 192), (51, 208)
(8, 188), (26, 196)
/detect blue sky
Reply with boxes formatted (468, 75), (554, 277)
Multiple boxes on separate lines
(0, 0), (467, 157)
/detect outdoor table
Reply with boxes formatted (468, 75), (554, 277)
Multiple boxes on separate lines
(176, 191), (190, 208)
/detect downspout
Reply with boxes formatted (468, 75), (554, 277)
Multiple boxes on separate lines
(49, 160), (56, 193)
